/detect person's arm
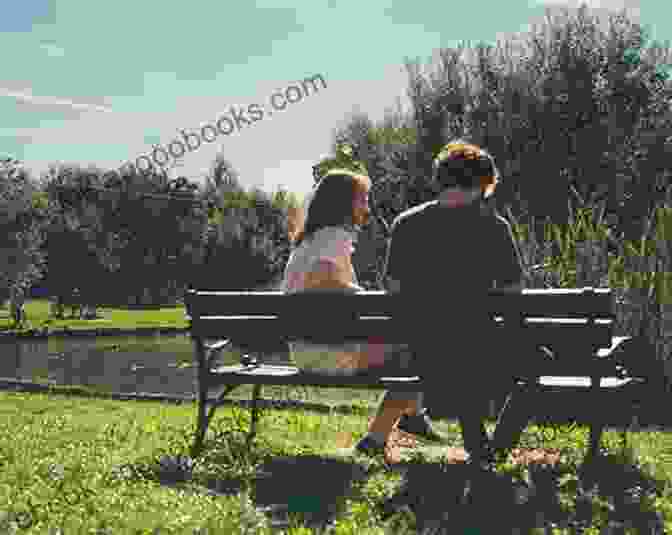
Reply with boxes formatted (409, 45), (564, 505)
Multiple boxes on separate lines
(381, 217), (404, 294)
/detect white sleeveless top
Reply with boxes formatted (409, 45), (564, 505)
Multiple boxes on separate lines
(280, 225), (362, 370)
(280, 225), (359, 293)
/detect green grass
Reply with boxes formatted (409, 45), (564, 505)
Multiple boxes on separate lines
(0, 299), (188, 332)
(2, 390), (671, 534)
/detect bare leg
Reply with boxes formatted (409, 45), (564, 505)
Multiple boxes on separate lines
(368, 391), (420, 438)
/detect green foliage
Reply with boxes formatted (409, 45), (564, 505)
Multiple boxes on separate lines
(322, 6), (672, 291)
(199, 162), (293, 290)
(313, 143), (369, 181)
(0, 158), (46, 300)
(399, 4), (672, 238)
(41, 164), (207, 307)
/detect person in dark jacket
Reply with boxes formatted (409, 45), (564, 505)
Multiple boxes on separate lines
(379, 139), (527, 467)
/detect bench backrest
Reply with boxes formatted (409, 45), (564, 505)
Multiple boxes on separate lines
(185, 288), (614, 354)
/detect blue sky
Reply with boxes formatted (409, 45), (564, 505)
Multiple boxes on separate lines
(1, 0), (663, 203)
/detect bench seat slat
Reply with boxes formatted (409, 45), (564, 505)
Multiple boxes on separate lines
(208, 364), (422, 389)
(205, 364), (638, 390)
(538, 376), (635, 388)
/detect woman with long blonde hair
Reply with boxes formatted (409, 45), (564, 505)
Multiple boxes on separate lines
(281, 169), (439, 457)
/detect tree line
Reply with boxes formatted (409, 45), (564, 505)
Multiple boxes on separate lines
(2, 5), (671, 313)
(0, 153), (302, 315)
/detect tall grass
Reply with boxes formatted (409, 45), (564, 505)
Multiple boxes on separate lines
(503, 187), (672, 387)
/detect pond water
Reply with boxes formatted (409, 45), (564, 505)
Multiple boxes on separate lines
(0, 334), (292, 398)
(3, 327), (669, 423)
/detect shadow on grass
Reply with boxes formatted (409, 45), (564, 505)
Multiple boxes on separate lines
(378, 451), (667, 534)
(109, 423), (375, 532)
(106, 428), (669, 534)
(144, 451), (371, 531)
(108, 424), (669, 534)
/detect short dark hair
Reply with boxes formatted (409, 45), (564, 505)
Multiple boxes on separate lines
(291, 169), (370, 247)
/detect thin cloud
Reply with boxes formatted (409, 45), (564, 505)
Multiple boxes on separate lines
(40, 43), (65, 57)
(0, 88), (113, 113)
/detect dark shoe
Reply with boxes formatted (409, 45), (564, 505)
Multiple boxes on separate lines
(397, 410), (451, 444)
(353, 435), (386, 457)
(461, 454), (497, 506)
(467, 443), (499, 469)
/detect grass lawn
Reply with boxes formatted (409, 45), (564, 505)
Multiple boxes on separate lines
(2, 389), (672, 534)
(0, 299), (188, 332)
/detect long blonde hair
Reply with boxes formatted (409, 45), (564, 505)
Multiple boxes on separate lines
(287, 169), (371, 247)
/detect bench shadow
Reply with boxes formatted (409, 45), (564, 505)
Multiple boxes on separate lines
(247, 454), (371, 529)
(379, 461), (539, 534)
(113, 442), (667, 533)
(378, 450), (667, 534)
(133, 450), (372, 531)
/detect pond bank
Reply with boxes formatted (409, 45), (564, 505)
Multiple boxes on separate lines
(0, 330), (384, 417)
(0, 377), (375, 417)
(0, 326), (189, 339)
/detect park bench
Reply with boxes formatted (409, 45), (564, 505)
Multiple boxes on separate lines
(184, 288), (659, 460)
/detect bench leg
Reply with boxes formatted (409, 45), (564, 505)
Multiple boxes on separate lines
(588, 423), (605, 460)
(191, 338), (209, 458)
(191, 337), (240, 458)
(587, 375), (604, 460)
(246, 384), (263, 449)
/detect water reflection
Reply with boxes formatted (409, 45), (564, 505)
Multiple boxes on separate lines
(0, 333), (295, 397)
(0, 334), (202, 396)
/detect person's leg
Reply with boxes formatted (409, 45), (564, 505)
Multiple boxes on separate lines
(489, 334), (535, 457)
(458, 392), (492, 462)
(356, 345), (446, 450)
(362, 390), (419, 445)
(405, 391), (424, 415)
(357, 343), (421, 444)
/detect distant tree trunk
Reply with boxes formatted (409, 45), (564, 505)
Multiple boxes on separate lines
(80, 303), (98, 319)
(9, 285), (26, 327)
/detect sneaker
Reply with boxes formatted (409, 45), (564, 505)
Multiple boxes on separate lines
(396, 410), (451, 444)
(461, 455), (497, 506)
(467, 442), (499, 468)
(353, 435), (386, 457)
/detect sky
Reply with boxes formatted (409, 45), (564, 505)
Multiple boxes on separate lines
(1, 0), (664, 204)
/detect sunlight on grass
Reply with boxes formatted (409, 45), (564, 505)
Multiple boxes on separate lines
(1, 198), (671, 531)
(1, 390), (671, 533)
(0, 299), (188, 332)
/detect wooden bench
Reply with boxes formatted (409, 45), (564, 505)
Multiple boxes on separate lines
(184, 288), (655, 460)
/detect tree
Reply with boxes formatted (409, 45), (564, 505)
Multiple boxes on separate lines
(40, 163), (207, 309)
(42, 164), (114, 313)
(0, 157), (46, 321)
(321, 6), (672, 288)
(393, 5), (672, 242)
(196, 155), (299, 291)
(199, 184), (293, 290)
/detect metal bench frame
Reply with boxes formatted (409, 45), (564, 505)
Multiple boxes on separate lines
(185, 288), (645, 459)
